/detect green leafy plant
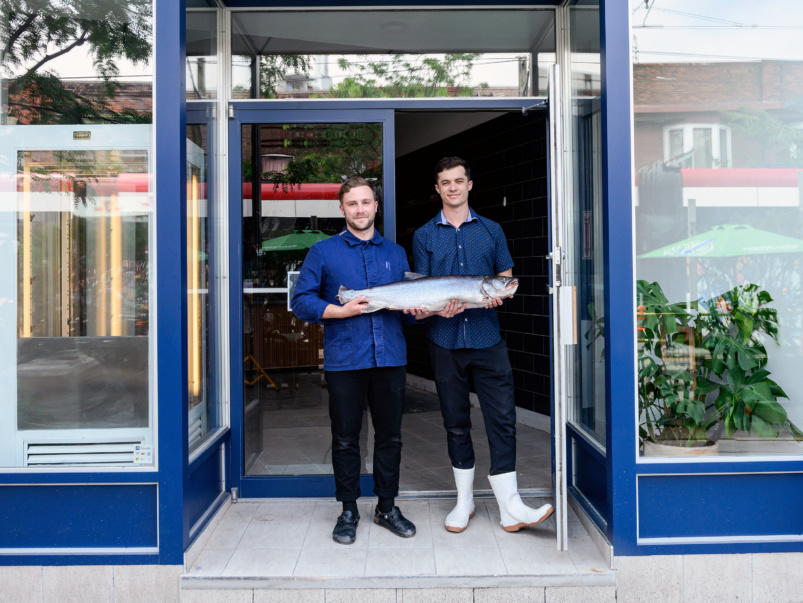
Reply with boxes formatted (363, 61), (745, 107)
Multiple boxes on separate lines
(637, 280), (803, 449)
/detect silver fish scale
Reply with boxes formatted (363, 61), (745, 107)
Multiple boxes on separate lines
(337, 275), (517, 313)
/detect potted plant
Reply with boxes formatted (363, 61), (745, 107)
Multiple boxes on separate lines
(637, 280), (803, 456)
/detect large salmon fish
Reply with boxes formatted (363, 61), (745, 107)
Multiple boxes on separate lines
(337, 273), (519, 313)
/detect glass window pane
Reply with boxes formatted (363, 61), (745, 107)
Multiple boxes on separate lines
(240, 122), (381, 477)
(632, 0), (803, 457)
(187, 122), (221, 453)
(187, 11), (218, 100)
(1, 1), (153, 468)
(692, 128), (712, 168)
(230, 10), (555, 99)
(568, 6), (605, 446)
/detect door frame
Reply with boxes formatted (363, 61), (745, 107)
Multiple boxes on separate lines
(225, 99), (567, 506)
(228, 105), (396, 498)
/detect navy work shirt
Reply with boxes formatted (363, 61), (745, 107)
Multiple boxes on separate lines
(291, 228), (414, 371)
(412, 208), (514, 350)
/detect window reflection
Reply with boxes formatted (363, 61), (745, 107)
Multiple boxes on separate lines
(632, 0), (803, 456)
(1, 0), (153, 467)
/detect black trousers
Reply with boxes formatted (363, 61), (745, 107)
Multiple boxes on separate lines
(325, 365), (406, 502)
(429, 340), (517, 475)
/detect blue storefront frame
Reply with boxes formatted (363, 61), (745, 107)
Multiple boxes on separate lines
(6, 0), (803, 568)
(599, 0), (803, 556)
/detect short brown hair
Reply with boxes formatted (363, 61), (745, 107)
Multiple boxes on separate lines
(434, 157), (471, 183)
(338, 176), (375, 203)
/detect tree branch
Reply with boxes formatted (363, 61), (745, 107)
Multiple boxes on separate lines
(2, 12), (38, 61)
(9, 29), (90, 95)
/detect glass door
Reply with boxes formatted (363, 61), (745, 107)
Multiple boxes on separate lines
(548, 64), (572, 551)
(229, 106), (395, 498)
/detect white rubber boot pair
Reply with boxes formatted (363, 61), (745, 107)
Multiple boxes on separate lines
(488, 471), (554, 532)
(444, 467), (476, 532)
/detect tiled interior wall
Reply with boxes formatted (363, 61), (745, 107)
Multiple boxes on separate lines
(396, 112), (551, 415)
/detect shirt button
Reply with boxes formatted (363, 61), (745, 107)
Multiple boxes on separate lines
(460, 263), (463, 266)
(458, 245), (462, 249)
(464, 318), (468, 322)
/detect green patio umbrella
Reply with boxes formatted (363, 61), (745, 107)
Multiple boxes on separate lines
(639, 225), (803, 259)
(261, 229), (330, 252)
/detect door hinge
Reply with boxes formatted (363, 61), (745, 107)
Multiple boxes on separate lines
(228, 104), (235, 120)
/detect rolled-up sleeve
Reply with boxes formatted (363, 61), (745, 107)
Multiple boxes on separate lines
(291, 244), (330, 324)
(412, 229), (430, 276)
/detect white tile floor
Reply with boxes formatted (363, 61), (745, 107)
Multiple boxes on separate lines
(186, 497), (611, 584)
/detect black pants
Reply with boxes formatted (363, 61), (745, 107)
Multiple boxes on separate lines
(325, 366), (406, 502)
(429, 340), (517, 476)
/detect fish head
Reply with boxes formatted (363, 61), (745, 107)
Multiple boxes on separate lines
(482, 276), (519, 298)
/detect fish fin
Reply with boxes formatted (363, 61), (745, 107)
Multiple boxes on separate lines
(404, 272), (427, 280)
(336, 285), (351, 304)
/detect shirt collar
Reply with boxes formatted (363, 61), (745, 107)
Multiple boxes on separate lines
(437, 207), (477, 227)
(339, 227), (384, 246)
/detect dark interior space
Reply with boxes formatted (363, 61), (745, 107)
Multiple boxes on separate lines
(395, 110), (552, 417)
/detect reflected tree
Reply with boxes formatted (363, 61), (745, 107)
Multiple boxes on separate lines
(329, 53), (488, 98)
(0, 0), (152, 124)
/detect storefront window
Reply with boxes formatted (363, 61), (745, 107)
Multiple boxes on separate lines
(632, 1), (803, 457)
(230, 10), (556, 100)
(187, 10), (217, 100)
(0, 0), (154, 468)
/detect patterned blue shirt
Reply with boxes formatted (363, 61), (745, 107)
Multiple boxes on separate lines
(292, 228), (414, 371)
(413, 207), (514, 350)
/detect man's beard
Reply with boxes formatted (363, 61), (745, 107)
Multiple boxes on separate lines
(346, 214), (375, 231)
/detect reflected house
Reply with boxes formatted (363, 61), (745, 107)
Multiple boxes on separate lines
(6, 81), (152, 125)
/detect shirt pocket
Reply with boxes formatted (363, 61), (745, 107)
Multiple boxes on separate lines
(323, 320), (353, 367)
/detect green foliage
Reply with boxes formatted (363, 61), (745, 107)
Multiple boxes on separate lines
(1, 0), (152, 124)
(637, 280), (803, 448)
(327, 53), (488, 98)
(260, 123), (383, 191)
(720, 106), (803, 167)
(260, 55), (313, 99)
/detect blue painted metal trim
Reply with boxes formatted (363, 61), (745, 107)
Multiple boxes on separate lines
(599, 0), (637, 555)
(223, 0), (560, 8)
(155, 0), (188, 564)
(229, 116), (246, 498)
(238, 475), (375, 499)
(189, 428), (231, 472)
(0, 473), (159, 485)
(566, 423), (605, 465)
(229, 98), (544, 112)
(0, 554), (161, 567)
(0, 484), (158, 548)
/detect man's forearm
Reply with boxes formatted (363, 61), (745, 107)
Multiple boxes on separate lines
(321, 303), (344, 320)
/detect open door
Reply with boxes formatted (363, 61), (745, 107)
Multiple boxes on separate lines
(548, 63), (573, 552)
(228, 105), (395, 498)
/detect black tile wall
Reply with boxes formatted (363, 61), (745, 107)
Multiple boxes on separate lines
(396, 112), (551, 416)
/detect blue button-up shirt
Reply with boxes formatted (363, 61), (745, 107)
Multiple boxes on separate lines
(412, 208), (514, 350)
(291, 228), (413, 371)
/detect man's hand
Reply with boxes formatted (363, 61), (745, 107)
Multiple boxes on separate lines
(484, 295), (512, 310)
(404, 299), (466, 320)
(323, 296), (368, 319)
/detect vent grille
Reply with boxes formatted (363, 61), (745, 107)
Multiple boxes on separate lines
(25, 440), (144, 466)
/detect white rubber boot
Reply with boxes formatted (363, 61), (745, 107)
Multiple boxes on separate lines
(488, 471), (554, 532)
(445, 467), (475, 533)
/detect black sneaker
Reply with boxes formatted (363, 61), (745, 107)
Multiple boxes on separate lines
(332, 510), (359, 545)
(373, 506), (416, 538)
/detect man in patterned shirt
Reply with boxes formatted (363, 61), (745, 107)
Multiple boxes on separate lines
(412, 157), (554, 534)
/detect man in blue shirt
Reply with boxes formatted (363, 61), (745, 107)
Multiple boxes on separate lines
(413, 157), (554, 534)
(293, 176), (450, 545)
